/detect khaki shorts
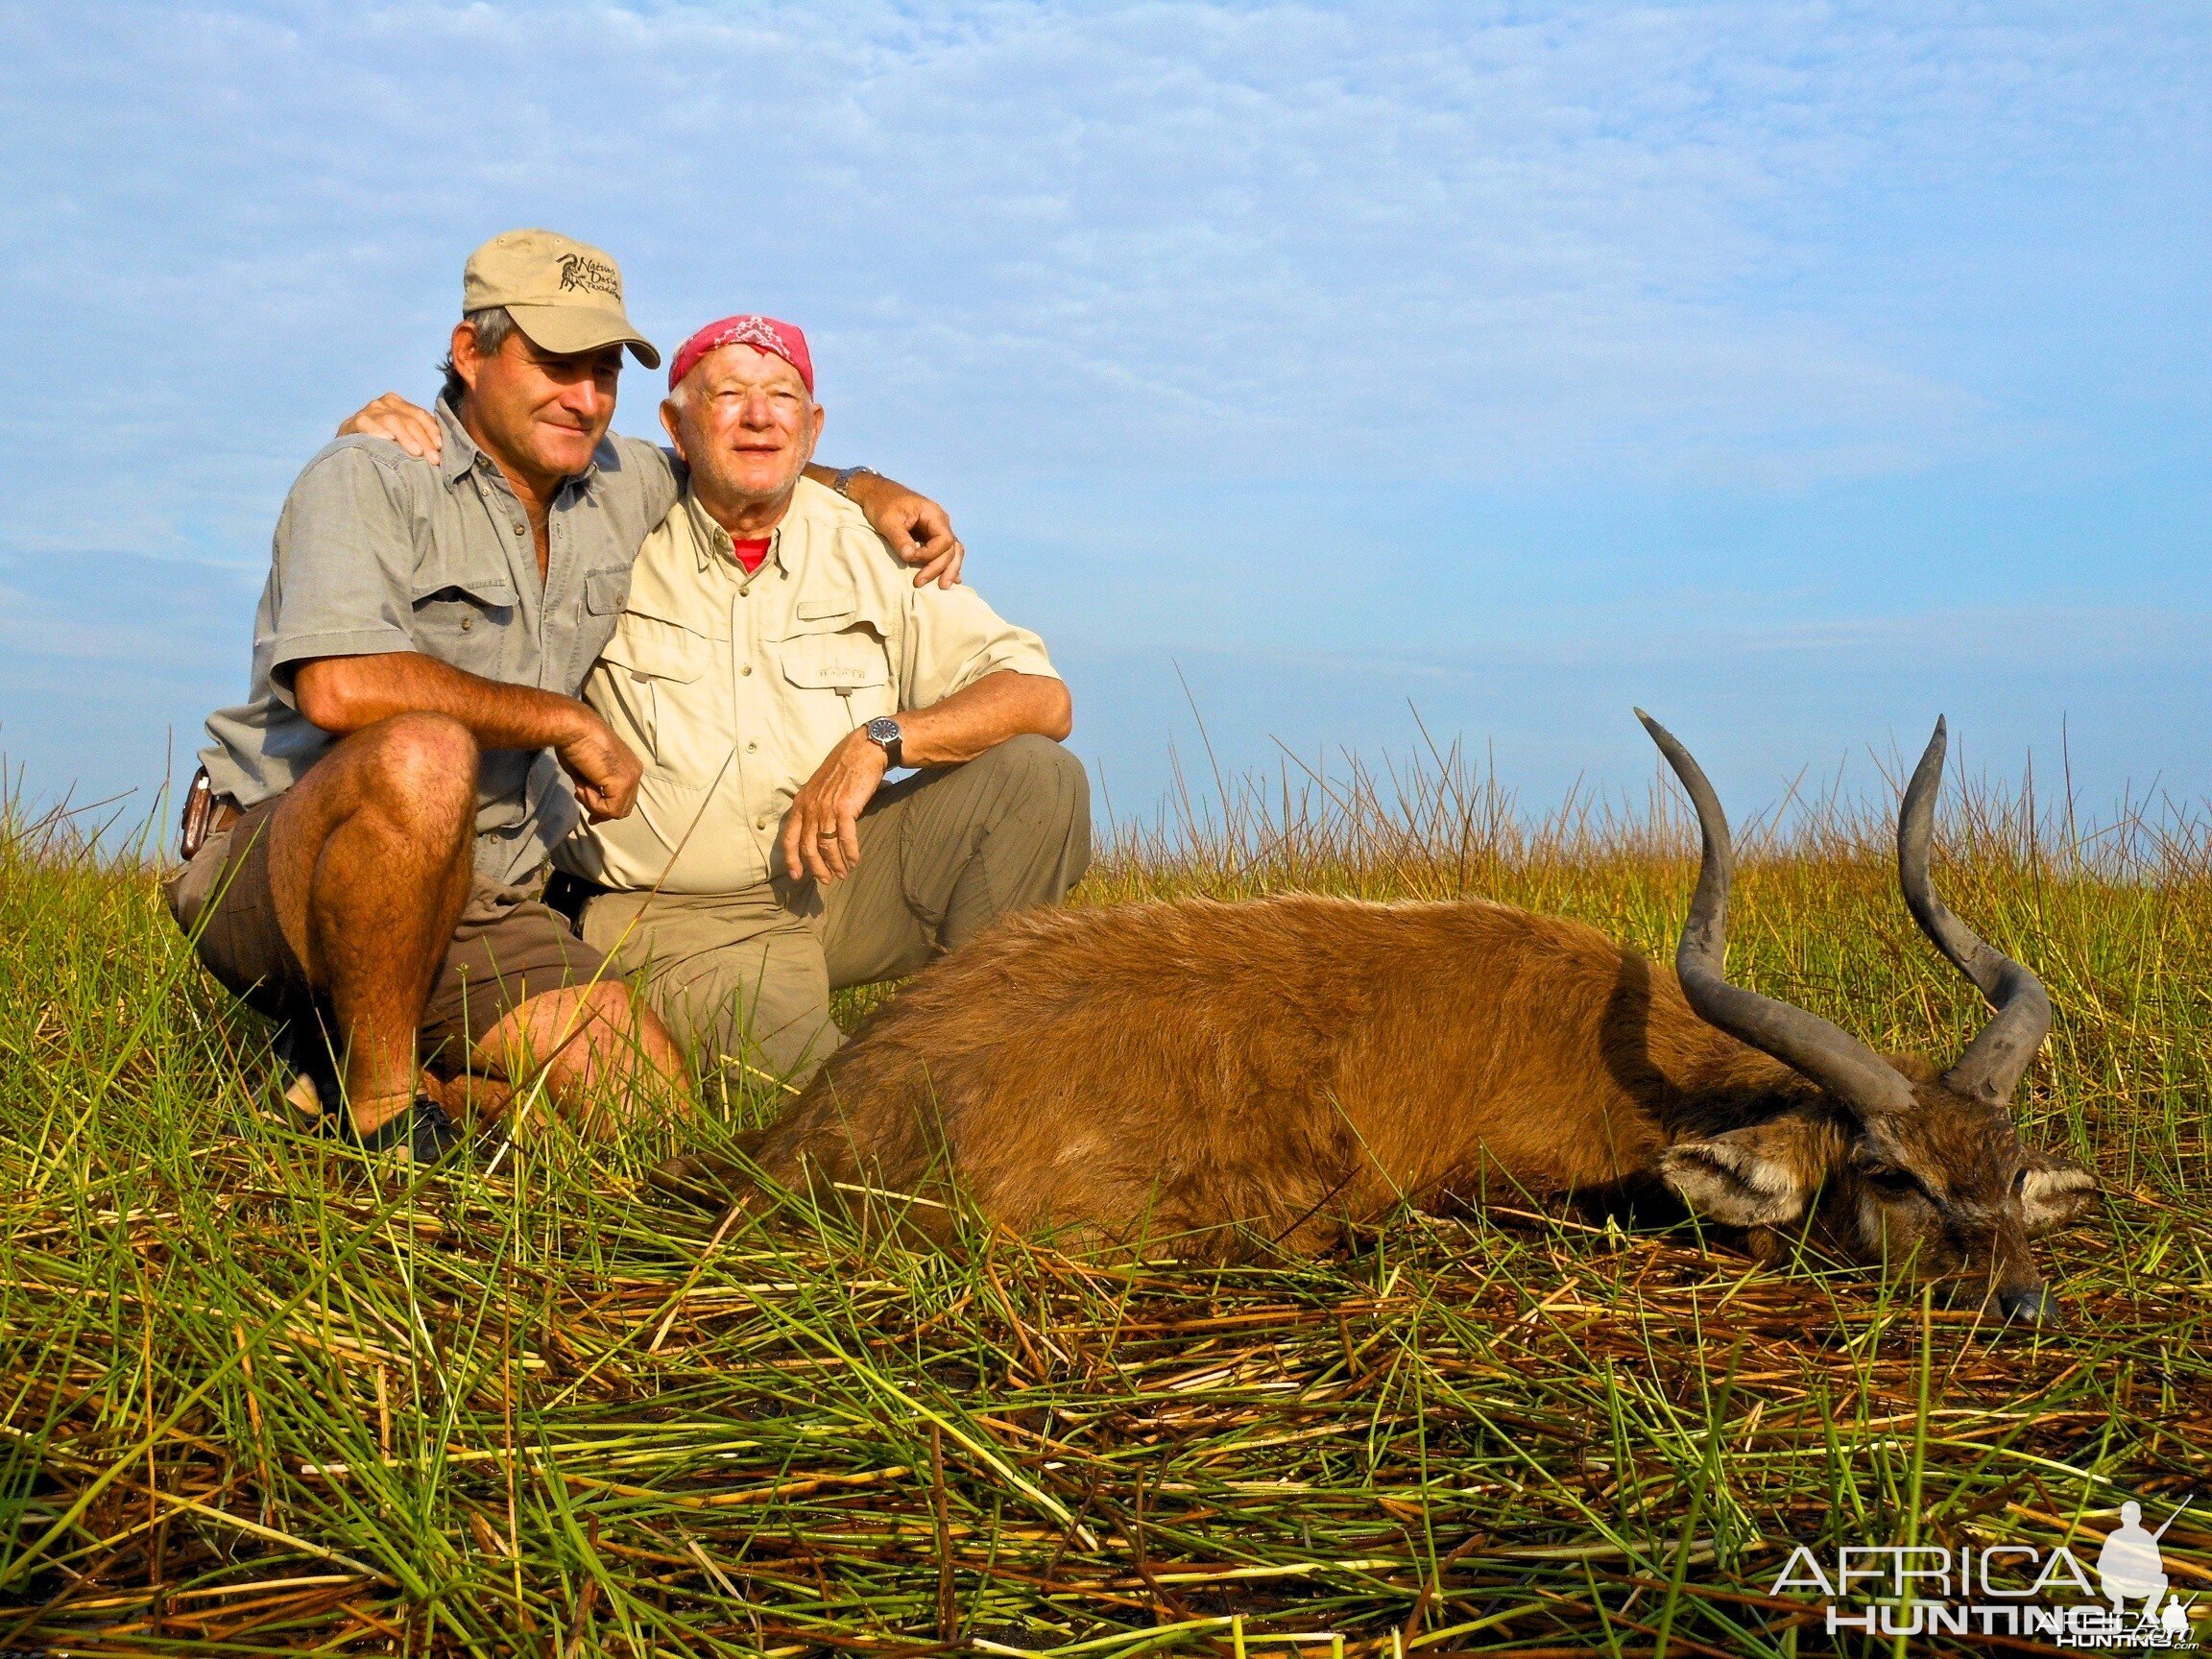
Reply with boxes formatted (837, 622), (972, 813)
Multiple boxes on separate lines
(163, 795), (607, 1073)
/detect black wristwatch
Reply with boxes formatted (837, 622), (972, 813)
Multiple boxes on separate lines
(864, 715), (904, 770)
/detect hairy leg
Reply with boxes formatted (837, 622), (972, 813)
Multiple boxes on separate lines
(467, 981), (692, 1141)
(264, 713), (477, 1134)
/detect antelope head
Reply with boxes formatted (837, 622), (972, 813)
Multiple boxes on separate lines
(1638, 713), (2099, 1322)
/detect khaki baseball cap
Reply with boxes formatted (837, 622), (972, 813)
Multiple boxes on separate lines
(461, 229), (661, 370)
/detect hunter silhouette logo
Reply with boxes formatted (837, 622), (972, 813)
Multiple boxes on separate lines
(1768, 1495), (2199, 1647)
(556, 252), (619, 298)
(2100, 1500), (2194, 1626)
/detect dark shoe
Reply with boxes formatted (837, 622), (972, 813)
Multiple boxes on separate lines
(327, 1097), (468, 1166)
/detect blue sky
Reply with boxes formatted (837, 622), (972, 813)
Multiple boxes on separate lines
(1, 2), (2206, 833)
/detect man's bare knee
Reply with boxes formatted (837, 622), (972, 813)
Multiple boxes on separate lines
(589, 984), (691, 1126)
(573, 979), (644, 1044)
(480, 982), (629, 1070)
(480, 981), (686, 1136)
(574, 981), (689, 1087)
(356, 712), (478, 830)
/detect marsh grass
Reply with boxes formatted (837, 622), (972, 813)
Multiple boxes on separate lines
(2, 744), (2207, 1656)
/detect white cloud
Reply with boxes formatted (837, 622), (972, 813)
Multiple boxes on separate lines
(2, 1), (2202, 565)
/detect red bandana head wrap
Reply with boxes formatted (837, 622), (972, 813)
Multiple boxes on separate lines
(667, 315), (814, 395)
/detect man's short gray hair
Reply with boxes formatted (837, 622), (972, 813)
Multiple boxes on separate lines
(438, 306), (517, 407)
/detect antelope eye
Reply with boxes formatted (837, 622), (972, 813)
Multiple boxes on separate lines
(2011, 1166), (2030, 1195)
(1864, 1166), (1923, 1199)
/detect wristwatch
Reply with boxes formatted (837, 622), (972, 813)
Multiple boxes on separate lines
(863, 715), (904, 770)
(830, 465), (879, 499)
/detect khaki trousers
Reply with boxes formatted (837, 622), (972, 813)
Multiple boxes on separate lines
(580, 734), (1090, 1087)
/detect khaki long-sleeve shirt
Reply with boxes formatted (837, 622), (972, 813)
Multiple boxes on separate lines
(561, 479), (1058, 895)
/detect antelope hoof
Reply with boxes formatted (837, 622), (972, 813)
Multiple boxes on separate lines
(1997, 1284), (2063, 1325)
(647, 1152), (750, 1213)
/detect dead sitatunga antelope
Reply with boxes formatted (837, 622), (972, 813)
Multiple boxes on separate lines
(656, 716), (2097, 1319)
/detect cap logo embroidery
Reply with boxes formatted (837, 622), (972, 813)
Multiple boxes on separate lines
(557, 253), (621, 299)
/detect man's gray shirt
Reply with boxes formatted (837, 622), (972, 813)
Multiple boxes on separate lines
(200, 398), (681, 884)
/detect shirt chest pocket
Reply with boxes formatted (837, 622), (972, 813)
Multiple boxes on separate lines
(575, 567), (634, 669)
(777, 593), (893, 693)
(597, 612), (720, 782)
(599, 613), (707, 685)
(411, 560), (518, 671)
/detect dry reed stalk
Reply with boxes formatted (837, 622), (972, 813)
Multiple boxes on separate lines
(1, 755), (2206, 1655)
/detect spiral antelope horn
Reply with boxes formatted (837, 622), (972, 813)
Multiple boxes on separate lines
(1639, 710), (1916, 1118)
(1896, 718), (2052, 1105)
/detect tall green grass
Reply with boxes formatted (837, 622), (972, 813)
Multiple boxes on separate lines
(2, 747), (2207, 1656)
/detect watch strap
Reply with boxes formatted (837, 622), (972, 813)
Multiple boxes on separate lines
(865, 716), (904, 770)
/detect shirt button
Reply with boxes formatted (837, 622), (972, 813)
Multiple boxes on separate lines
(461, 616), (473, 632)
(745, 742), (757, 754)
(756, 819), (768, 830)
(740, 664), (753, 677)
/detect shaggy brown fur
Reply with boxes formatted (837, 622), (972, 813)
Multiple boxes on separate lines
(682, 897), (1828, 1249)
(654, 887), (2097, 1298)
(656, 705), (2110, 1319)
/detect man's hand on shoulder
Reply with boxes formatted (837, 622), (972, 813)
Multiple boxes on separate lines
(339, 393), (444, 462)
(779, 728), (890, 883)
(834, 469), (966, 589)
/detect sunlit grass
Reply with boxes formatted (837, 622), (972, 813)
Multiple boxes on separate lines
(2, 746), (2207, 1656)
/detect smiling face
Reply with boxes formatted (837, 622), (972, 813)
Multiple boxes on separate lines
(1660, 1070), (2100, 1320)
(661, 343), (825, 523)
(452, 322), (622, 494)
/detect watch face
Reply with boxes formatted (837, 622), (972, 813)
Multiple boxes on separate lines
(867, 716), (902, 744)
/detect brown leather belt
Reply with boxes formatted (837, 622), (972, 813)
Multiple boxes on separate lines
(180, 767), (246, 861)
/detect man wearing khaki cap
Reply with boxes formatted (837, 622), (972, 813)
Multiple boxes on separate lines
(465, 231), (647, 360)
(166, 230), (960, 1162)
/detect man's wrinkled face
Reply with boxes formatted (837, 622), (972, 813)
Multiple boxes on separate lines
(455, 325), (622, 485)
(662, 344), (824, 507)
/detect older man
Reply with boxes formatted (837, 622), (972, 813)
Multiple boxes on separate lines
(170, 232), (959, 1160)
(552, 315), (1089, 1086)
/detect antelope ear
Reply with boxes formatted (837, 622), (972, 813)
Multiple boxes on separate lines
(1660, 1118), (1824, 1228)
(2020, 1149), (2098, 1237)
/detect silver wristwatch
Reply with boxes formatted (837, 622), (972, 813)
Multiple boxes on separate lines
(863, 714), (904, 769)
(830, 465), (879, 499)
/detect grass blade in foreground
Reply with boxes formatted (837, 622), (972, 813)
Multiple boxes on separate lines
(2, 753), (2207, 1655)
